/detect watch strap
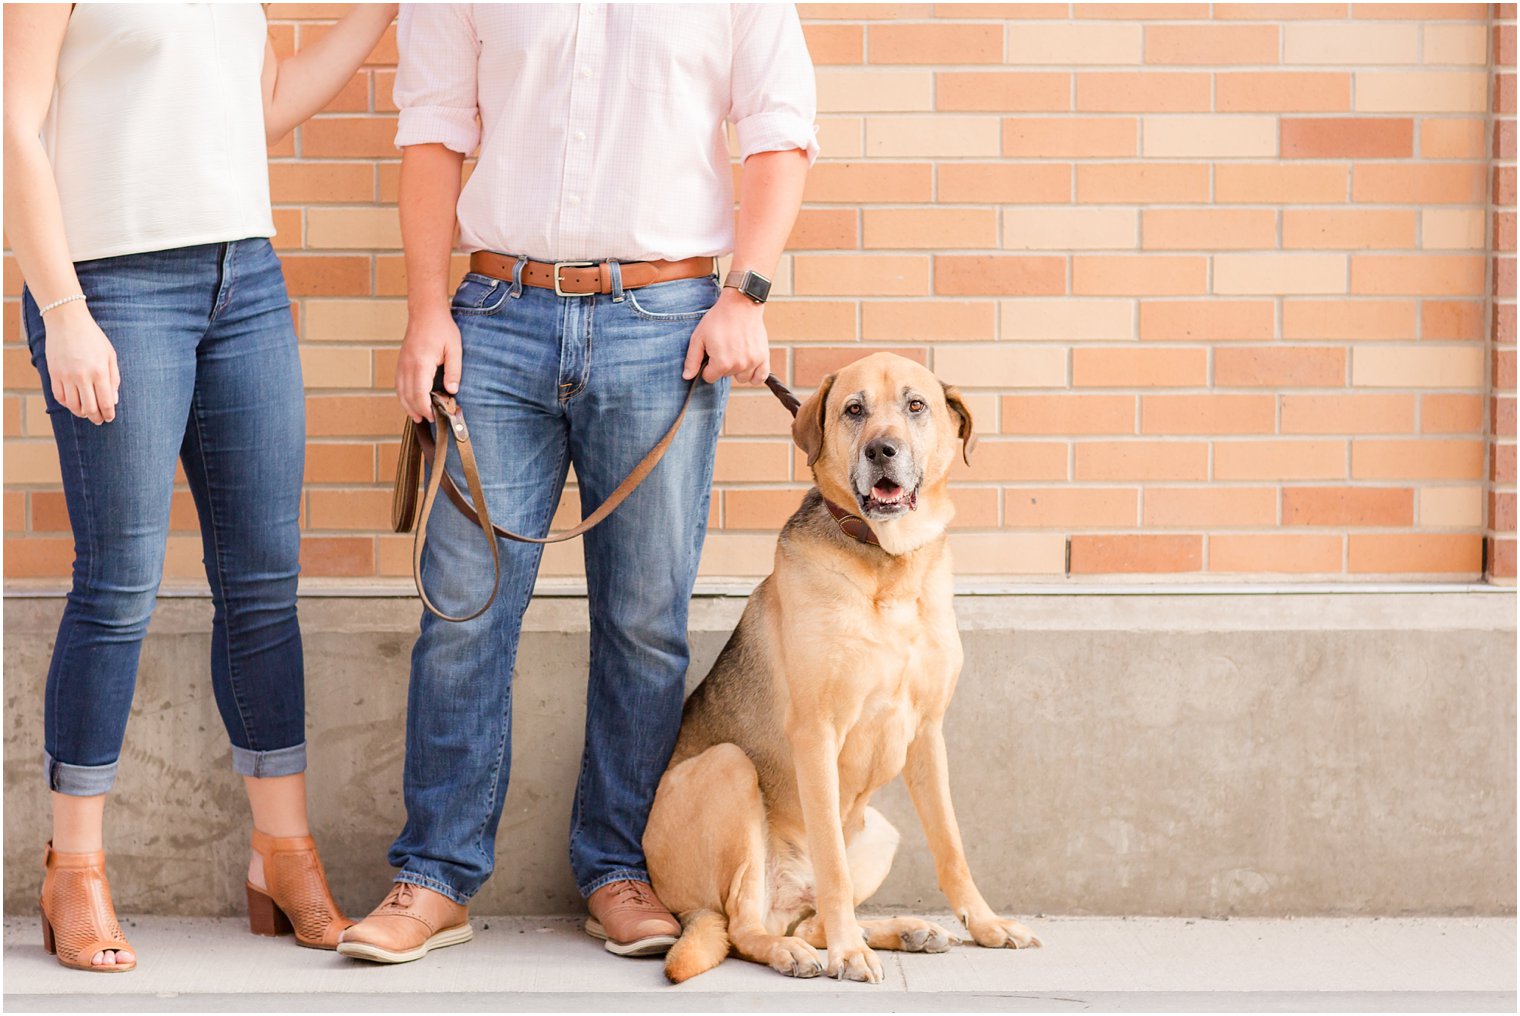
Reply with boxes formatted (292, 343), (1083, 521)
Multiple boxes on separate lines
(723, 269), (771, 304)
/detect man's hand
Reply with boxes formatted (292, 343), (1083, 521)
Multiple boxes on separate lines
(43, 300), (119, 425)
(683, 288), (770, 386)
(396, 305), (461, 422)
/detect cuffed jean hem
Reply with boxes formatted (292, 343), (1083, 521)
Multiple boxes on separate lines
(395, 870), (475, 906)
(44, 751), (118, 796)
(579, 867), (653, 900)
(231, 741), (307, 779)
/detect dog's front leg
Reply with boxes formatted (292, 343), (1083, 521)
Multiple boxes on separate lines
(788, 722), (884, 983)
(904, 724), (1041, 949)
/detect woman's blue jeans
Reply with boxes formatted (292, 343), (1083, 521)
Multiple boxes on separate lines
(388, 264), (728, 903)
(23, 239), (308, 796)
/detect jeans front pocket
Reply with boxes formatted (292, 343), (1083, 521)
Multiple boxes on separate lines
(451, 273), (511, 316)
(624, 276), (721, 322)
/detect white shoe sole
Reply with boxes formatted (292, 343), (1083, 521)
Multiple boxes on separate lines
(336, 922), (474, 964)
(585, 917), (678, 957)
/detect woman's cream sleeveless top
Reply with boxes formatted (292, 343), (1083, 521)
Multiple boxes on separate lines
(44, 4), (276, 262)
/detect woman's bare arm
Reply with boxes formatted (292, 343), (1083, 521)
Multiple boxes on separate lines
(3, 3), (118, 425)
(261, 4), (397, 145)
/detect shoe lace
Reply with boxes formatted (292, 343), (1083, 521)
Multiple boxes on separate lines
(610, 880), (658, 909)
(383, 883), (415, 910)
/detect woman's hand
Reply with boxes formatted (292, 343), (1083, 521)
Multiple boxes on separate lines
(42, 300), (119, 425)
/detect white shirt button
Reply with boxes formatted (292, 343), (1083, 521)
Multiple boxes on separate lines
(567, 194), (581, 207)
(579, 67), (592, 79)
(574, 130), (587, 142)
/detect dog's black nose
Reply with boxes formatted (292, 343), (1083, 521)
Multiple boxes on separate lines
(864, 437), (900, 462)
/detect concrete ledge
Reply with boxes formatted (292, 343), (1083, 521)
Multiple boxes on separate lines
(4, 589), (1514, 917)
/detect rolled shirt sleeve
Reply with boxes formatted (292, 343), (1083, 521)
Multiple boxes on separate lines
(729, 4), (820, 164)
(393, 3), (481, 154)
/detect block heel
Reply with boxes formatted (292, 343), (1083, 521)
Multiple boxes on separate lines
(246, 884), (294, 936)
(246, 830), (353, 949)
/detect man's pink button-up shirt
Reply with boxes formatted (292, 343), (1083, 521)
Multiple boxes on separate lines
(394, 3), (820, 262)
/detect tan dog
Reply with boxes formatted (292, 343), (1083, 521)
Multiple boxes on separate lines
(644, 352), (1039, 984)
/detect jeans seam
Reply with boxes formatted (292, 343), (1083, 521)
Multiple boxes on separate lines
(469, 433), (569, 873)
(580, 299), (593, 398)
(567, 443), (605, 881)
(212, 242), (238, 320)
(691, 380), (725, 569)
(49, 402), (94, 770)
(188, 389), (258, 752)
(558, 298), (591, 403)
(567, 652), (596, 880)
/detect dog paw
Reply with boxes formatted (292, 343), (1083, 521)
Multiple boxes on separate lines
(965, 915), (1041, 950)
(900, 920), (956, 953)
(768, 936), (825, 979)
(827, 942), (884, 983)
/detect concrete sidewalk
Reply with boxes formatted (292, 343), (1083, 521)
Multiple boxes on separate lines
(4, 915), (1514, 1012)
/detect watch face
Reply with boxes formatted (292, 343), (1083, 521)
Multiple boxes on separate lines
(744, 273), (772, 303)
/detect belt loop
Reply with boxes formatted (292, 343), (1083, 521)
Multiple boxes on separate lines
(509, 254), (527, 299)
(609, 260), (625, 303)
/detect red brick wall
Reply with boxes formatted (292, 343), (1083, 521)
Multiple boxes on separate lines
(4, 3), (1515, 583)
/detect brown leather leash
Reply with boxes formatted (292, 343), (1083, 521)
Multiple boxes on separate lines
(394, 371), (823, 622)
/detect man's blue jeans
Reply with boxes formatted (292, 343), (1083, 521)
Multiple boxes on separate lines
(388, 262), (728, 903)
(22, 239), (308, 795)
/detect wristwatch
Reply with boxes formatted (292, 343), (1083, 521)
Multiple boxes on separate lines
(722, 269), (772, 305)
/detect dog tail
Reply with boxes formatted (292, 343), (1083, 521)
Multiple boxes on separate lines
(664, 908), (729, 984)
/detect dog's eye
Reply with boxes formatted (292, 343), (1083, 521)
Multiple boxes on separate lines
(907, 399), (926, 414)
(845, 403), (863, 417)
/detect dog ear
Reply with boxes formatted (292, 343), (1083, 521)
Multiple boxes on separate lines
(942, 382), (976, 466)
(792, 373), (836, 468)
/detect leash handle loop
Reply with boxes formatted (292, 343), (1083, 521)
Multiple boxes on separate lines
(411, 392), (501, 622)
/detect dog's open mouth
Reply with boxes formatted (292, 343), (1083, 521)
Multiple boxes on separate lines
(862, 479), (918, 514)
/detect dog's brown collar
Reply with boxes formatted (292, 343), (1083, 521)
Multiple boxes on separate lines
(823, 497), (880, 547)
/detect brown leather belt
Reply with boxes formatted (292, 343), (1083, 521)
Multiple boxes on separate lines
(468, 251), (717, 297)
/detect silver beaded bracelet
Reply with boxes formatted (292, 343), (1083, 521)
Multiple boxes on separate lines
(38, 293), (87, 316)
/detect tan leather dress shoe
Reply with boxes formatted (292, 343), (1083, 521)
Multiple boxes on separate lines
(336, 881), (472, 964)
(584, 879), (680, 957)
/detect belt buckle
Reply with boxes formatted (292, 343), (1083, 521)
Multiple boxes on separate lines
(553, 260), (598, 298)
